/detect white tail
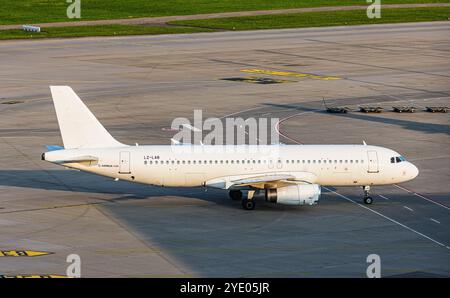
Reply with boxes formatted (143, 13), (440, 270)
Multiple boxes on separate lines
(50, 86), (126, 149)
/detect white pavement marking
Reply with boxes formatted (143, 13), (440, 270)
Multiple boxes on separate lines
(430, 218), (441, 224)
(378, 195), (390, 200)
(275, 110), (322, 145)
(181, 124), (201, 132)
(394, 184), (450, 211)
(403, 206), (414, 212)
(324, 187), (450, 250)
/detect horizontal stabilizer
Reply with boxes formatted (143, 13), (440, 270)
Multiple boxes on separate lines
(53, 155), (98, 164)
(45, 145), (64, 151)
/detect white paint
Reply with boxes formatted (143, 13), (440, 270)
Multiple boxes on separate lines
(324, 187), (449, 250)
(44, 86), (420, 205)
(403, 206), (414, 212)
(430, 218), (441, 224)
(394, 184), (450, 210)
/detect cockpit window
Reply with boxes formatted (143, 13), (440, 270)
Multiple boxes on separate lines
(392, 156), (406, 163)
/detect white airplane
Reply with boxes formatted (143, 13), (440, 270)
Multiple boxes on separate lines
(42, 86), (419, 210)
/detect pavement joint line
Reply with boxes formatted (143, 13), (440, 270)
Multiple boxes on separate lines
(324, 187), (450, 250)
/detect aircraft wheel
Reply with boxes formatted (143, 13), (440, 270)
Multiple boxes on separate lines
(364, 196), (373, 205)
(241, 199), (255, 210)
(229, 190), (243, 200)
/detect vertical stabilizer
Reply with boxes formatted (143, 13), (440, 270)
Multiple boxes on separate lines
(50, 86), (126, 149)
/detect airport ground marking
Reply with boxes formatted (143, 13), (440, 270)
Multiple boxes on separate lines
(0, 250), (52, 257)
(324, 187), (449, 250)
(182, 123), (201, 132)
(222, 76), (295, 84)
(241, 69), (341, 81)
(272, 107), (448, 249)
(275, 110), (321, 145)
(394, 184), (450, 211)
(0, 274), (69, 278)
(378, 195), (390, 200)
(430, 218), (441, 224)
(403, 206), (414, 212)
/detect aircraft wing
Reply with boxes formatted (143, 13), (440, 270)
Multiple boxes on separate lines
(205, 172), (317, 190)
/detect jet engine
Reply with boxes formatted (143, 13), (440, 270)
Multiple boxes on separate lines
(265, 184), (321, 206)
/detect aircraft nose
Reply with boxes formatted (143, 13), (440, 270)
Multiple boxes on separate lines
(409, 163), (419, 179)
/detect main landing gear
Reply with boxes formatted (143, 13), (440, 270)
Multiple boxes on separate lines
(363, 186), (373, 204)
(229, 190), (256, 210)
(229, 189), (243, 200)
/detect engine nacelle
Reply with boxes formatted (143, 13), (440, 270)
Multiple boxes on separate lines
(265, 184), (321, 206)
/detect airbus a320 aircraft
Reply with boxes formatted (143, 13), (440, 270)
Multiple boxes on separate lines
(42, 86), (419, 210)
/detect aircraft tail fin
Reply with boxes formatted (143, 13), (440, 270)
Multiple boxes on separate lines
(49, 86), (126, 149)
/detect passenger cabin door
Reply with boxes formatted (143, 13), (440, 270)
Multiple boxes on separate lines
(119, 151), (131, 174)
(367, 150), (379, 173)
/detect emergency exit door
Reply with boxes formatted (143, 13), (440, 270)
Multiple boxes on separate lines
(367, 150), (379, 173)
(119, 151), (131, 174)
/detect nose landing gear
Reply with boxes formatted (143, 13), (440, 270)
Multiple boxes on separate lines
(363, 186), (373, 204)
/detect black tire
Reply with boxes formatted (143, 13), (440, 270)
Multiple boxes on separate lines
(241, 199), (255, 210)
(364, 196), (373, 204)
(229, 190), (243, 200)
